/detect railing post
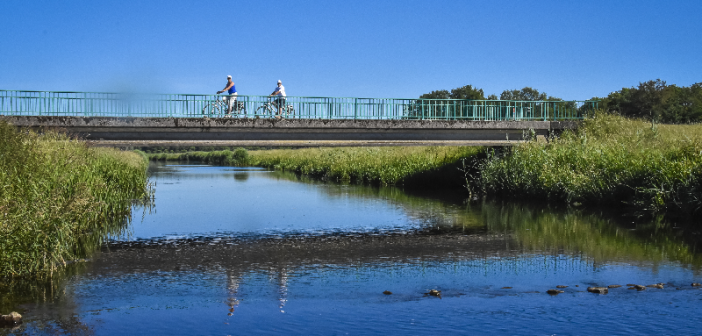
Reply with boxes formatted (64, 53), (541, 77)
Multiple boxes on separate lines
(544, 103), (549, 121)
(354, 98), (358, 120)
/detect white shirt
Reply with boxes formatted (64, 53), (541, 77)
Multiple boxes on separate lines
(273, 85), (286, 97)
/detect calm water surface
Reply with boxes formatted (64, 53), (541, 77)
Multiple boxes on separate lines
(3, 163), (702, 335)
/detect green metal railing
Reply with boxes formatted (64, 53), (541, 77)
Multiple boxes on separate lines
(0, 90), (597, 120)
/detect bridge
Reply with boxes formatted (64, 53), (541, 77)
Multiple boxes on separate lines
(1, 90), (596, 147)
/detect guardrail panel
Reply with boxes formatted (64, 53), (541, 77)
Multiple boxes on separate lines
(0, 90), (595, 120)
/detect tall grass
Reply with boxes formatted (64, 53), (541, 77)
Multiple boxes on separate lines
(480, 113), (702, 215)
(249, 146), (483, 186)
(148, 146), (482, 186)
(149, 148), (249, 166)
(0, 122), (149, 277)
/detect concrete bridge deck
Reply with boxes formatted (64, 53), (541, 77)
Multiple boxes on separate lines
(2, 116), (576, 146)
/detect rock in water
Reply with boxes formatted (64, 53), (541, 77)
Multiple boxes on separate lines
(587, 287), (608, 294)
(692, 283), (701, 287)
(383, 290), (392, 295)
(1, 312), (22, 325)
(547, 289), (564, 295)
(427, 289), (441, 297)
(608, 285), (622, 288)
(556, 285), (568, 288)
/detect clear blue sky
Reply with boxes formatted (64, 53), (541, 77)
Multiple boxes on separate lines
(1, 0), (700, 100)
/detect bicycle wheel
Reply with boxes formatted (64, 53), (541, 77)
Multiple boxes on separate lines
(236, 102), (246, 116)
(286, 106), (295, 118)
(258, 104), (275, 117)
(202, 103), (219, 117)
(255, 105), (267, 117)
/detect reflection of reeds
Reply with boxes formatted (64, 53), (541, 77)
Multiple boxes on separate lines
(0, 121), (149, 277)
(344, 182), (702, 269)
(265, 169), (485, 233)
(258, 172), (702, 268)
(481, 202), (702, 270)
(481, 113), (702, 216)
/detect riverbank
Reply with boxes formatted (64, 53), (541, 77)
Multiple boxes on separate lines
(150, 146), (483, 187)
(480, 113), (702, 217)
(5, 160), (702, 335)
(0, 121), (149, 278)
(146, 113), (702, 216)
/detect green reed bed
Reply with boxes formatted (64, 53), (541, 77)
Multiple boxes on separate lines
(0, 121), (149, 277)
(480, 113), (702, 215)
(249, 146), (483, 186)
(149, 148), (249, 166)
(149, 146), (482, 186)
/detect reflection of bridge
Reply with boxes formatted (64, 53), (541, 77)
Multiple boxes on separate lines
(1, 90), (594, 145)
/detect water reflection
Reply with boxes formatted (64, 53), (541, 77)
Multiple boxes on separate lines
(270, 266), (289, 313)
(225, 270), (240, 317)
(4, 163), (702, 335)
(233, 172), (249, 182)
(481, 202), (702, 270)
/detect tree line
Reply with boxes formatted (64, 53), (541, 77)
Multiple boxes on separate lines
(420, 79), (702, 123)
(419, 85), (565, 102)
(591, 80), (702, 124)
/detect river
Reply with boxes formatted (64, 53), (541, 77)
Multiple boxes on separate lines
(2, 162), (701, 335)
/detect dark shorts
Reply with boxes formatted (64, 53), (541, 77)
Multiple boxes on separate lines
(276, 97), (286, 107)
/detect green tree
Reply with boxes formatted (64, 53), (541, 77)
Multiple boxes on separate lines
(420, 85), (485, 100)
(499, 87), (561, 101)
(448, 85), (485, 100)
(631, 79), (667, 122)
(419, 89), (450, 99)
(599, 79), (702, 124)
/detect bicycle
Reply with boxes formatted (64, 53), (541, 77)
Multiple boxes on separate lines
(255, 97), (295, 118)
(201, 95), (246, 117)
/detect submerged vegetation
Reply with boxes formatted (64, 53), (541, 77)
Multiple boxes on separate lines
(0, 121), (149, 277)
(480, 113), (702, 216)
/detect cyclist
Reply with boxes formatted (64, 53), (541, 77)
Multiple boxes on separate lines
(216, 75), (237, 115)
(269, 80), (286, 119)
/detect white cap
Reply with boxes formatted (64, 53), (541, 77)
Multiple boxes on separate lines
(227, 75), (232, 78)
(277, 80), (282, 83)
